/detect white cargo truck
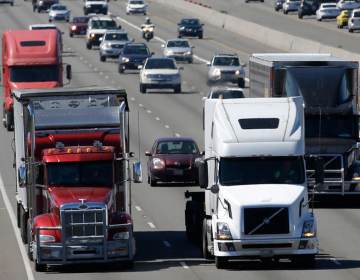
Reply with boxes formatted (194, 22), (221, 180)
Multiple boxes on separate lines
(185, 97), (319, 269)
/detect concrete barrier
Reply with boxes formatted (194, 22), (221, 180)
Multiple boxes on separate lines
(150, 0), (360, 61)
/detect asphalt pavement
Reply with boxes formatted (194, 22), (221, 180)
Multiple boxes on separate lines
(0, 0), (360, 279)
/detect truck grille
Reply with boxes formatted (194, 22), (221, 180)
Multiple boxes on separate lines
(244, 207), (289, 235)
(62, 207), (106, 240)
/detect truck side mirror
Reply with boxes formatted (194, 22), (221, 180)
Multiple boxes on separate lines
(18, 164), (26, 187)
(132, 161), (142, 183)
(314, 157), (324, 185)
(66, 64), (72, 80)
(196, 159), (208, 188)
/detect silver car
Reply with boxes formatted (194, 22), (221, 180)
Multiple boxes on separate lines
(316, 3), (340, 20)
(282, 0), (301, 14)
(162, 39), (194, 63)
(99, 31), (132, 62)
(139, 57), (182, 93)
(207, 54), (246, 88)
(48, 4), (70, 22)
(348, 8), (360, 32)
(337, 0), (360, 10)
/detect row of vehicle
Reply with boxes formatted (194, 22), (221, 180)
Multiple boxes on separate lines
(275, 0), (360, 32)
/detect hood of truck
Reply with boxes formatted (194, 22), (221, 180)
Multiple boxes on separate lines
(9, 81), (59, 90)
(220, 184), (305, 207)
(48, 186), (112, 207)
(306, 137), (356, 154)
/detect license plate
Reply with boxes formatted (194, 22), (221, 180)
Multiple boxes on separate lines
(260, 249), (274, 257)
(173, 169), (183, 176)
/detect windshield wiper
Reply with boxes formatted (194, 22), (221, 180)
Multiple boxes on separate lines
(247, 207), (285, 235)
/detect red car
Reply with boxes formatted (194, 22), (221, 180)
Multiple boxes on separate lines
(69, 16), (89, 37)
(145, 137), (201, 186)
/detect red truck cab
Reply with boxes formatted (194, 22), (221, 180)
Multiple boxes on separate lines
(1, 29), (71, 131)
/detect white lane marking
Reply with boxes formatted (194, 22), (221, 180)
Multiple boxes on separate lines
(135, 205), (142, 211)
(79, 56), (83, 60)
(164, 125), (170, 129)
(175, 133), (181, 137)
(163, 240), (171, 247)
(99, 71), (103, 75)
(155, 117), (160, 121)
(147, 222), (156, 229)
(0, 176), (35, 280)
(105, 76), (109, 79)
(331, 258), (341, 266)
(139, 104), (144, 108)
(180, 261), (189, 269)
(94, 67), (98, 71)
(146, 110), (152, 114)
(130, 97), (136, 101)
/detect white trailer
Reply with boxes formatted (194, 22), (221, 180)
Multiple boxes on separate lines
(185, 97), (319, 269)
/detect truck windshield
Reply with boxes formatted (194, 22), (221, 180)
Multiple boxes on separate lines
(10, 65), (58, 83)
(219, 157), (305, 186)
(47, 161), (113, 186)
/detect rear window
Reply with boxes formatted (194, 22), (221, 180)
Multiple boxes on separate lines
(211, 90), (244, 99)
(123, 45), (149, 55)
(73, 17), (89, 23)
(20, 41), (46, 47)
(239, 118), (279, 129)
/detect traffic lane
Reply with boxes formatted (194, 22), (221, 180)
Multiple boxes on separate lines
(179, 0), (360, 54)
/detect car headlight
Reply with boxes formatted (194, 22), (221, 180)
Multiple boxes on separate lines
(104, 43), (112, 48)
(302, 220), (316, 238)
(213, 68), (221, 77)
(185, 51), (192, 55)
(166, 49), (174, 55)
(39, 234), (56, 243)
(71, 25), (77, 31)
(113, 231), (129, 240)
(179, 26), (185, 30)
(122, 57), (129, 63)
(39, 0), (43, 3)
(217, 222), (232, 240)
(86, 4), (91, 7)
(90, 33), (95, 38)
(235, 70), (240, 75)
(152, 158), (165, 170)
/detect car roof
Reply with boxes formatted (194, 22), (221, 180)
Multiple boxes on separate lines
(90, 16), (114, 21)
(155, 137), (197, 142)
(147, 57), (174, 60)
(167, 38), (189, 42)
(104, 30), (127, 34)
(210, 87), (244, 92)
(213, 53), (238, 58)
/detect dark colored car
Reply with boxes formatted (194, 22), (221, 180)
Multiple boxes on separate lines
(298, 0), (334, 18)
(145, 137), (201, 186)
(275, 0), (285, 11)
(118, 43), (152, 73)
(177, 18), (204, 39)
(33, 0), (58, 13)
(69, 16), (89, 37)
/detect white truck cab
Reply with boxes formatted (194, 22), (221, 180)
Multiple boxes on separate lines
(185, 97), (319, 269)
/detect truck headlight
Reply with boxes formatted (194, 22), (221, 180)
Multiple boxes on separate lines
(302, 220), (316, 238)
(217, 222), (232, 240)
(122, 57), (129, 63)
(113, 231), (129, 240)
(152, 158), (165, 170)
(39, 234), (56, 243)
(213, 68), (221, 77)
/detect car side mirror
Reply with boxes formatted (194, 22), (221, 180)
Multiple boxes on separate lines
(206, 62), (211, 66)
(132, 161), (143, 183)
(66, 64), (72, 80)
(196, 159), (208, 189)
(138, 65), (143, 70)
(145, 151), (151, 156)
(314, 157), (324, 185)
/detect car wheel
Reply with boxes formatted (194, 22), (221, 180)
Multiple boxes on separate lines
(34, 262), (47, 272)
(86, 42), (92, 49)
(238, 78), (245, 88)
(339, 24), (343, 29)
(70, 32), (74, 37)
(49, 18), (52, 22)
(188, 57), (193, 64)
(150, 176), (157, 186)
(284, 9), (288, 14)
(349, 28), (353, 32)
(144, 12), (146, 15)
(174, 85), (181, 93)
(178, 33), (182, 38)
(100, 56), (106, 62)
(198, 33), (203, 39)
(318, 17), (322, 21)
(37, 7), (41, 13)
(298, 13), (303, 18)
(84, 10), (88, 15)
(118, 65), (125, 73)
(66, 18), (69, 22)
(140, 84), (146, 93)
(215, 256), (228, 269)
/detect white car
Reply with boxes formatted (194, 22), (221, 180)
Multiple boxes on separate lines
(316, 3), (340, 20)
(162, 39), (193, 63)
(282, 0), (301, 14)
(86, 16), (119, 49)
(83, 0), (108, 15)
(126, 0), (147, 15)
(48, 4), (70, 22)
(348, 8), (360, 31)
(139, 57), (182, 93)
(336, 0), (360, 10)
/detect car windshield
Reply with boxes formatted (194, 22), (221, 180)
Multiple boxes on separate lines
(91, 20), (117, 29)
(130, 0), (144, 3)
(156, 141), (199, 154)
(47, 161), (113, 186)
(10, 65), (58, 83)
(181, 19), (200, 25)
(105, 33), (128, 41)
(167, 40), (190, 48)
(123, 45), (149, 54)
(145, 59), (176, 69)
(211, 90), (244, 99)
(73, 17), (88, 23)
(52, 5), (66, 10)
(219, 157), (305, 186)
(213, 56), (240, 66)
(323, 4), (336, 7)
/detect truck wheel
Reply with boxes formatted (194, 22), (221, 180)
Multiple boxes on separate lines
(215, 256), (228, 269)
(17, 202), (21, 228)
(298, 13), (303, 19)
(19, 206), (28, 244)
(198, 33), (203, 39)
(238, 78), (245, 88)
(140, 84), (146, 93)
(5, 110), (14, 131)
(86, 42), (92, 49)
(37, 7), (41, 13)
(27, 220), (33, 261)
(100, 56), (106, 62)
(202, 219), (213, 259)
(174, 85), (181, 93)
(185, 201), (202, 243)
(35, 262), (47, 272)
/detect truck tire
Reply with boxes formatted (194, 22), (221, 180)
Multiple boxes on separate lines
(5, 110), (14, 131)
(215, 256), (228, 269)
(27, 220), (33, 261)
(185, 201), (203, 243)
(35, 262), (47, 272)
(19, 206), (28, 244)
(238, 78), (245, 88)
(17, 202), (21, 228)
(202, 219), (213, 259)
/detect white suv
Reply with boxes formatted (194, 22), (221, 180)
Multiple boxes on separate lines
(83, 0), (108, 15)
(86, 16), (120, 49)
(348, 8), (360, 32)
(126, 0), (147, 15)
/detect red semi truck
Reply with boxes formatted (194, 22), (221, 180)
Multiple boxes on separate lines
(13, 87), (142, 271)
(1, 29), (71, 131)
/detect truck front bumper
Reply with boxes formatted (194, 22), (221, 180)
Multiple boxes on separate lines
(214, 237), (318, 258)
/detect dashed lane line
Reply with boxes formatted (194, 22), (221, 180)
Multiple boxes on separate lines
(180, 261), (190, 269)
(135, 205), (142, 212)
(147, 222), (156, 229)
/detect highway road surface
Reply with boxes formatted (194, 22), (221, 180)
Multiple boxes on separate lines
(0, 0), (360, 279)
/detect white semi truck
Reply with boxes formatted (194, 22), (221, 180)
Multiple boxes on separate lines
(185, 97), (319, 269)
